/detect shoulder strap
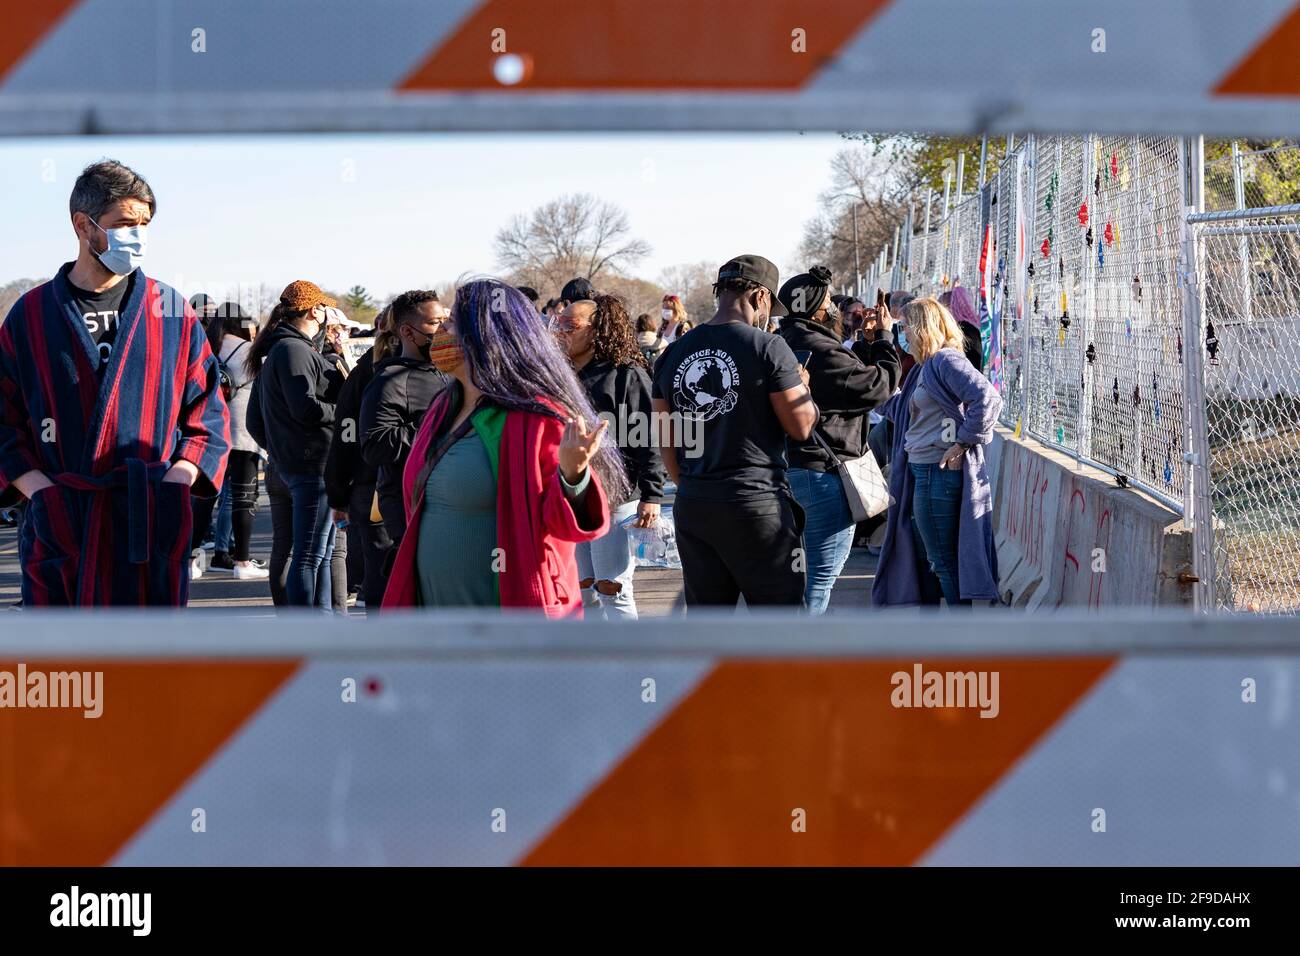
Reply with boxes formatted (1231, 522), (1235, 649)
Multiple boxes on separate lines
(807, 420), (841, 467)
(221, 340), (251, 386)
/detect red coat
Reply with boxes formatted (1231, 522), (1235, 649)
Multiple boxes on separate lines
(381, 389), (609, 615)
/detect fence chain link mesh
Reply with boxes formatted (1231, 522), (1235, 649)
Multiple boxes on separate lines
(1192, 205), (1300, 613)
(874, 136), (1299, 613)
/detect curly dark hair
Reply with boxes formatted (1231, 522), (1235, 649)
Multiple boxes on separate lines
(585, 294), (648, 369)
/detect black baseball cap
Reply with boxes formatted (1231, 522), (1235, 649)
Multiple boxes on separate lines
(716, 254), (787, 316)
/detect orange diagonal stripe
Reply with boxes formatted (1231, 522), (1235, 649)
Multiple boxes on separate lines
(0, 659), (298, 865)
(0, 0), (80, 83)
(523, 657), (1114, 866)
(401, 0), (892, 91)
(1216, 3), (1300, 95)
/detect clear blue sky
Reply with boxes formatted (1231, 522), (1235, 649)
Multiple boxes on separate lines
(0, 132), (846, 303)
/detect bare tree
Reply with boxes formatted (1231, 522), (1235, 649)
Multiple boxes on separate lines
(494, 193), (651, 295)
(599, 273), (670, 323)
(796, 144), (911, 294)
(241, 283), (279, 322)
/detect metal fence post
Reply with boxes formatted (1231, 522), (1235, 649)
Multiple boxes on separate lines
(921, 187), (933, 286)
(890, 224), (901, 290)
(1020, 135), (1035, 434)
(1079, 135), (1097, 467)
(1180, 135), (1215, 611)
(1232, 140), (1254, 327)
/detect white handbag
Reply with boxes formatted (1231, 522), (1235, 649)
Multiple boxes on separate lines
(809, 427), (892, 522)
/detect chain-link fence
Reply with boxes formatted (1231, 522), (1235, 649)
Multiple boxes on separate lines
(1204, 143), (1300, 213)
(892, 135), (1188, 507)
(872, 137), (1300, 613)
(1191, 205), (1300, 613)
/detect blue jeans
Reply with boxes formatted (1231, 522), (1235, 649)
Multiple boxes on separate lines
(576, 499), (639, 620)
(908, 461), (967, 606)
(213, 480), (232, 553)
(281, 470), (336, 611)
(788, 467), (854, 614)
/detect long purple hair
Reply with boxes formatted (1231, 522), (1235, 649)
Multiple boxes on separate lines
(452, 277), (631, 504)
(948, 285), (980, 329)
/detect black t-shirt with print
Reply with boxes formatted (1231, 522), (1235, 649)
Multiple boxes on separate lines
(63, 270), (133, 374)
(651, 320), (803, 500)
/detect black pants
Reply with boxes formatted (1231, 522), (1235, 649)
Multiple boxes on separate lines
(190, 495), (217, 552)
(345, 520), (363, 596)
(349, 481), (392, 610)
(190, 451), (260, 557)
(674, 492), (806, 608)
(265, 459), (292, 607)
(227, 449), (260, 562)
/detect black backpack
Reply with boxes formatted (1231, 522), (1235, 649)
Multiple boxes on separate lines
(218, 340), (250, 402)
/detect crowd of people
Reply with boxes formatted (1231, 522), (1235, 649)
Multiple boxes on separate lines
(0, 159), (1003, 615)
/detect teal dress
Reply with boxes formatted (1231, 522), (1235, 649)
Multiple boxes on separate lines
(416, 431), (499, 608)
(413, 403), (593, 609)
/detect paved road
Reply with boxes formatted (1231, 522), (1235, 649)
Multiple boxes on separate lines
(1, 493), (877, 615)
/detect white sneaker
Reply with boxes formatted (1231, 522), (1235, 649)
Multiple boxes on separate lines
(190, 548), (205, 581)
(234, 562), (270, 581)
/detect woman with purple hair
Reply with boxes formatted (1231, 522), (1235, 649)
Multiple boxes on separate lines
(381, 278), (627, 615)
(939, 286), (985, 371)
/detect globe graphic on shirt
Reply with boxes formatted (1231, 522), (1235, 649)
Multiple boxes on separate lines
(673, 350), (739, 421)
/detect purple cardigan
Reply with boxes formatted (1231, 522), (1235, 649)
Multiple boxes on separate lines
(872, 347), (1002, 605)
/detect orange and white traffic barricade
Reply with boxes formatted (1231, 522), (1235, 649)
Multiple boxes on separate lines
(1, 611), (1297, 866)
(3, 1), (1300, 136)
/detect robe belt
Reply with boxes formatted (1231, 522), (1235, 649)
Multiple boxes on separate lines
(51, 459), (172, 565)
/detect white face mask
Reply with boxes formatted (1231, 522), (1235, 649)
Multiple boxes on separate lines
(661, 308), (673, 321)
(90, 217), (147, 276)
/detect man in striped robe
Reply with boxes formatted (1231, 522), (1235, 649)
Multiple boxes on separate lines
(0, 160), (230, 606)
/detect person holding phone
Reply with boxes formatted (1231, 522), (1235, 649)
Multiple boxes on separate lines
(776, 266), (900, 613)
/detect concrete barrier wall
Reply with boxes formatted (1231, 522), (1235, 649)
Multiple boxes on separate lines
(990, 429), (1193, 608)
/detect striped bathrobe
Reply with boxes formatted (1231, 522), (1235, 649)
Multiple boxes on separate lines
(0, 269), (230, 606)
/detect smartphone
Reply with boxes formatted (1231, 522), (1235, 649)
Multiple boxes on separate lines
(876, 289), (887, 308)
(794, 350), (812, 366)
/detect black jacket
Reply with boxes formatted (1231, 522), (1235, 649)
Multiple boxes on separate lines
(324, 347), (379, 509)
(959, 321), (983, 372)
(247, 324), (344, 475)
(360, 355), (449, 539)
(576, 358), (667, 505)
(777, 316), (900, 472)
